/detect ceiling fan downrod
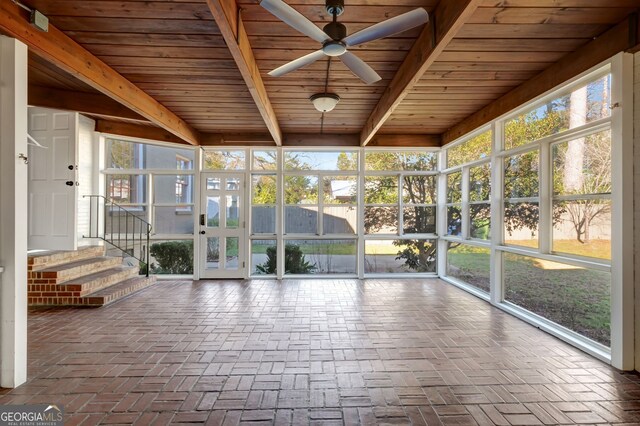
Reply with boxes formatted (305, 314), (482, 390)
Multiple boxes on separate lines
(322, 0), (347, 55)
(325, 0), (344, 17)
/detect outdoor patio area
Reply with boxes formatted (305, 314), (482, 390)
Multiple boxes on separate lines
(1, 279), (639, 425)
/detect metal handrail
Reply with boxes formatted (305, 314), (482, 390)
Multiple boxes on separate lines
(83, 195), (151, 277)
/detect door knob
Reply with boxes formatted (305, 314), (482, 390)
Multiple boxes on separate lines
(200, 231), (206, 235)
(65, 181), (74, 186)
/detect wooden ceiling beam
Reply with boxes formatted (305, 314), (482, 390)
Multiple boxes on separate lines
(206, 0), (283, 146)
(368, 134), (441, 147)
(443, 13), (640, 145)
(95, 120), (189, 145)
(96, 120), (439, 148)
(28, 86), (147, 122)
(0, 1), (201, 145)
(360, 0), (483, 146)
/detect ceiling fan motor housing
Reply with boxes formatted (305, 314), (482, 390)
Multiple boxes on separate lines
(323, 21), (346, 41)
(325, 0), (344, 16)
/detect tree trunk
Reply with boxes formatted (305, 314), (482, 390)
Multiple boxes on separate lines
(564, 86), (587, 192)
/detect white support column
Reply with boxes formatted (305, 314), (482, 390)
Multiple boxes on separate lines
(0, 36), (28, 388)
(357, 148), (365, 279)
(610, 52), (634, 371)
(436, 150), (447, 277)
(634, 51), (640, 372)
(489, 122), (504, 305)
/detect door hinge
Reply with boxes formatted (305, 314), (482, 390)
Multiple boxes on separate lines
(242, 261), (245, 268)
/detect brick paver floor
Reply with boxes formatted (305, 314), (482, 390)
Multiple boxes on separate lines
(2, 279), (640, 425)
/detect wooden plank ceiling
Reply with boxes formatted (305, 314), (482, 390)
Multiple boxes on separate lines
(12, 0), (640, 145)
(26, 0), (269, 134)
(381, 0), (638, 135)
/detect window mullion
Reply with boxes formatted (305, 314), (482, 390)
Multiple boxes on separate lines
(539, 142), (552, 254)
(461, 167), (470, 240)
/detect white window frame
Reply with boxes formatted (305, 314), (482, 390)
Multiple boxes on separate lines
(438, 53), (634, 370)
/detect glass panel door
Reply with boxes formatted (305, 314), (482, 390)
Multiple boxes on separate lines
(199, 173), (246, 278)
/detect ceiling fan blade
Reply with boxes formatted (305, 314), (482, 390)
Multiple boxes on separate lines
(260, 0), (331, 44)
(339, 51), (381, 85)
(269, 50), (326, 77)
(343, 8), (429, 47)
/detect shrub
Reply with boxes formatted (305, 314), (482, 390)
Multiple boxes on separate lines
(256, 244), (316, 275)
(150, 241), (194, 274)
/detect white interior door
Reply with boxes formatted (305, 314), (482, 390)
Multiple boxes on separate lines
(199, 173), (246, 279)
(27, 107), (78, 250)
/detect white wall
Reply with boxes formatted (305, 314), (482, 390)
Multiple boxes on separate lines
(0, 36), (28, 388)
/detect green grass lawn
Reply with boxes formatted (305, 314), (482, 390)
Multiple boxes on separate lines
(447, 243), (610, 347)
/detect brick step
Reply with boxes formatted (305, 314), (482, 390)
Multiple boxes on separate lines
(28, 246), (105, 272)
(61, 266), (139, 297)
(81, 276), (158, 307)
(28, 266), (137, 301)
(32, 256), (122, 285)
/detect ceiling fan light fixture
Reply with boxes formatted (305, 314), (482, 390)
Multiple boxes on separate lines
(310, 93), (340, 112)
(322, 41), (347, 57)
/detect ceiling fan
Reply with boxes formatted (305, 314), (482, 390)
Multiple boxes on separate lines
(260, 0), (429, 85)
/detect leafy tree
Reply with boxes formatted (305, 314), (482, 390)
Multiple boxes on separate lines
(252, 175), (277, 205)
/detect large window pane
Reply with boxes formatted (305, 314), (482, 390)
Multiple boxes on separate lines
(365, 152), (437, 171)
(324, 176), (357, 204)
(447, 130), (492, 168)
(446, 206), (461, 236)
(106, 207), (147, 236)
(447, 172), (461, 203)
(364, 239), (436, 273)
(285, 151), (357, 171)
(154, 207), (194, 235)
(469, 163), (491, 202)
(252, 207), (276, 235)
(107, 174), (146, 204)
(446, 243), (490, 293)
(403, 206), (436, 234)
(553, 200), (611, 260)
(504, 253), (610, 346)
(252, 240), (277, 275)
(504, 150), (539, 199)
(364, 207), (398, 235)
(252, 150), (277, 171)
(323, 206), (357, 235)
(553, 130), (611, 197)
(285, 176), (318, 204)
(285, 206), (318, 234)
(149, 240), (194, 275)
(403, 175), (436, 204)
(504, 202), (539, 248)
(203, 150), (245, 170)
(106, 139), (194, 170)
(470, 204), (491, 240)
(154, 175), (193, 204)
(284, 240), (356, 274)
(365, 176), (398, 204)
(252, 175), (277, 205)
(504, 74), (611, 149)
